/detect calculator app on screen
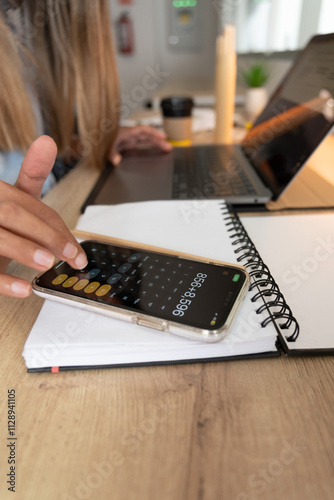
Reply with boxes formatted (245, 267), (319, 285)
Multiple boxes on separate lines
(34, 241), (248, 332)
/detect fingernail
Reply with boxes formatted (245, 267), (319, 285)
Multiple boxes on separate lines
(34, 249), (55, 268)
(74, 253), (88, 269)
(63, 242), (78, 259)
(11, 281), (31, 297)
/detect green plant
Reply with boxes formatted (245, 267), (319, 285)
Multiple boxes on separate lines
(241, 62), (269, 88)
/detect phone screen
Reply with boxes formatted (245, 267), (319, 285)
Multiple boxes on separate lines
(34, 241), (248, 331)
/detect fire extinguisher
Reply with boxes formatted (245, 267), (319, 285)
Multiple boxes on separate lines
(116, 12), (134, 55)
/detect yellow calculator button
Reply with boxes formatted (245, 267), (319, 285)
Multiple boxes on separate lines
(84, 282), (100, 294)
(62, 277), (79, 288)
(95, 285), (111, 297)
(52, 274), (68, 285)
(73, 279), (90, 291)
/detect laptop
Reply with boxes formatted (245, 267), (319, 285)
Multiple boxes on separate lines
(82, 33), (334, 211)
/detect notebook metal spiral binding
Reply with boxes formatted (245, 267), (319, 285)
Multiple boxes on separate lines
(220, 204), (300, 342)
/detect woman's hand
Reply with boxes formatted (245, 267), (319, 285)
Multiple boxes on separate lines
(109, 125), (172, 165)
(0, 135), (87, 298)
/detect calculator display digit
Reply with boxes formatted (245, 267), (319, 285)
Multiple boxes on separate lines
(34, 241), (248, 331)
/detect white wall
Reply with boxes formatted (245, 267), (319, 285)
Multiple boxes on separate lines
(109, 0), (157, 106)
(153, 1), (218, 83)
(109, 0), (219, 109)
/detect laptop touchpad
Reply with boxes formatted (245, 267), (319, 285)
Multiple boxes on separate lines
(94, 149), (174, 205)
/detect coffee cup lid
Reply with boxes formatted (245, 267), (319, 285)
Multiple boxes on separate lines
(160, 97), (194, 117)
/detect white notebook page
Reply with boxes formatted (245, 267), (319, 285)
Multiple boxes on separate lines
(23, 201), (279, 369)
(241, 212), (334, 351)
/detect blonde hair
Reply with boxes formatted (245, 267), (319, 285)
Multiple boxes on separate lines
(0, 0), (120, 169)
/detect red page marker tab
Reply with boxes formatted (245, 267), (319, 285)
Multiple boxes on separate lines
(51, 367), (59, 373)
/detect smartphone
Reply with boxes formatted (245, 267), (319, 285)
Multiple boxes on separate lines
(32, 240), (250, 343)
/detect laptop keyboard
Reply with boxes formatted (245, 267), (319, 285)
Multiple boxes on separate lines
(172, 146), (257, 199)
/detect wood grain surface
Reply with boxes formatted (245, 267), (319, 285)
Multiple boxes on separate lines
(0, 135), (333, 500)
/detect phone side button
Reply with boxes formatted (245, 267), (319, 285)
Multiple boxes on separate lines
(136, 317), (167, 332)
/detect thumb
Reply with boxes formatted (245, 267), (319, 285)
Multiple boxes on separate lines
(15, 135), (58, 199)
(110, 152), (122, 166)
(108, 137), (122, 166)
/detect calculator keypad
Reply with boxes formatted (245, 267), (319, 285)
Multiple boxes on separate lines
(36, 240), (247, 331)
(50, 242), (194, 313)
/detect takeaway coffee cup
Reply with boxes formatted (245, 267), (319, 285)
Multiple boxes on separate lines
(160, 96), (194, 145)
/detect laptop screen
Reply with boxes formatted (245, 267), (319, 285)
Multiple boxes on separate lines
(241, 33), (334, 200)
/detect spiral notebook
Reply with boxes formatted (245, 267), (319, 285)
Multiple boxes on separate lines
(22, 200), (333, 372)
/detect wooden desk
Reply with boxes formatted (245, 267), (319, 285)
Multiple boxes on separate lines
(1, 151), (334, 500)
